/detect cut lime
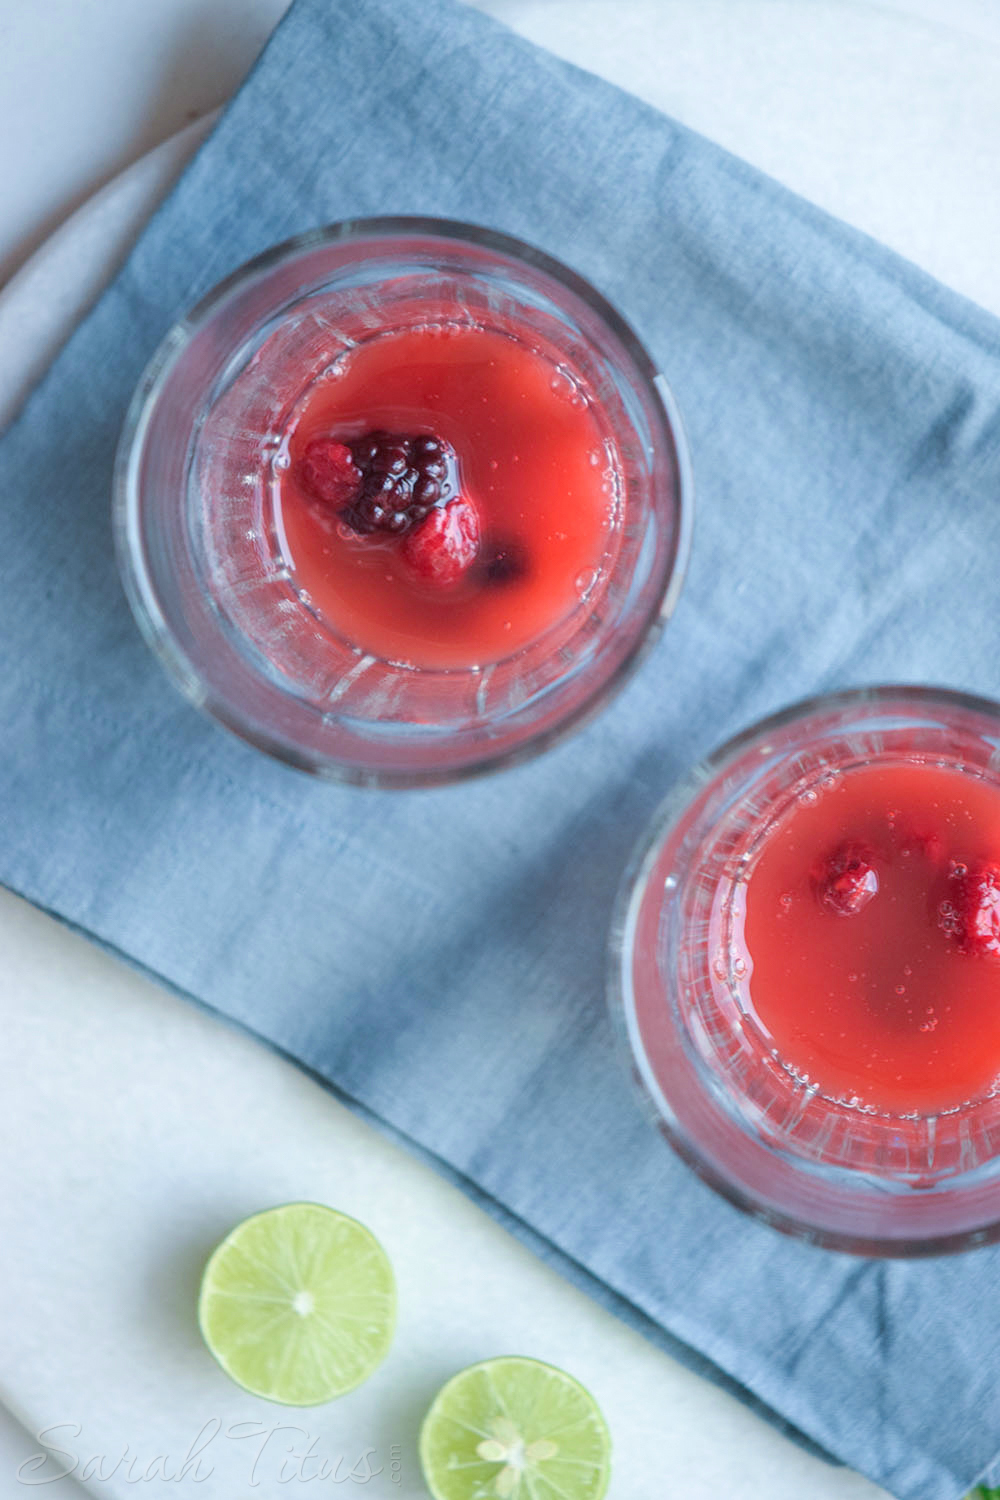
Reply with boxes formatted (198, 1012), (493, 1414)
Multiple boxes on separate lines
(197, 1202), (395, 1405)
(419, 1355), (611, 1500)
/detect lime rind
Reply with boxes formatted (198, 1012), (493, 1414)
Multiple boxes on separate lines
(198, 1202), (396, 1406)
(419, 1355), (611, 1500)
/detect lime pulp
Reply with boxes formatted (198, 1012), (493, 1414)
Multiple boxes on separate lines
(197, 1201), (395, 1405)
(419, 1355), (611, 1500)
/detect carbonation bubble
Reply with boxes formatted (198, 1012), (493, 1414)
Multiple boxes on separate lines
(575, 568), (598, 601)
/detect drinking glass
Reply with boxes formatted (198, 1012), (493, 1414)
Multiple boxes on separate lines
(612, 685), (1000, 1255)
(114, 218), (691, 786)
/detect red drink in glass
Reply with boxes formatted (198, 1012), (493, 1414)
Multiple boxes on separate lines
(116, 219), (690, 785)
(614, 687), (1000, 1255)
(277, 322), (621, 671)
(742, 760), (1000, 1117)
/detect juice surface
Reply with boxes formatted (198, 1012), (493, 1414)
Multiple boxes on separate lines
(742, 760), (1000, 1114)
(275, 323), (621, 669)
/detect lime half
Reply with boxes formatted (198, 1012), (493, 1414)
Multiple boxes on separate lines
(419, 1356), (611, 1500)
(197, 1202), (395, 1405)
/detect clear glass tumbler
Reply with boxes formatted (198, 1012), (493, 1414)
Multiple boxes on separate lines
(612, 686), (1000, 1255)
(114, 218), (691, 786)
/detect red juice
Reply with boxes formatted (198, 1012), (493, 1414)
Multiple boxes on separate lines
(740, 760), (1000, 1115)
(274, 323), (622, 670)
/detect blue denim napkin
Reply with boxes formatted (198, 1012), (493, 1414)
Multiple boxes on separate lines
(4, 0), (1000, 1494)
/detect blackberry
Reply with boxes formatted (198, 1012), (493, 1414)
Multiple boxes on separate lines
(341, 431), (454, 536)
(481, 536), (529, 586)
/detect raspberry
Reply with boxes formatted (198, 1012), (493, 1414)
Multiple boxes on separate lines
(938, 861), (1000, 956)
(297, 439), (361, 509)
(815, 843), (879, 916)
(401, 496), (480, 587)
(341, 432), (455, 536)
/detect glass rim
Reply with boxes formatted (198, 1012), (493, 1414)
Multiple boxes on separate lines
(112, 215), (694, 788)
(609, 682), (1000, 1257)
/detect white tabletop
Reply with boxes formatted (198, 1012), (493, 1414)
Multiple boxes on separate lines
(2, 4), (1000, 1499)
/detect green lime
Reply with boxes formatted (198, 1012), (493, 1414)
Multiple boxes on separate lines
(197, 1202), (395, 1405)
(419, 1355), (611, 1500)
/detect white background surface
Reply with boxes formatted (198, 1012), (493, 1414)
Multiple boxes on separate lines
(2, 2), (1000, 1498)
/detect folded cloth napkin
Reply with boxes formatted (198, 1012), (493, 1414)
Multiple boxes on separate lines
(3, 0), (1000, 1493)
